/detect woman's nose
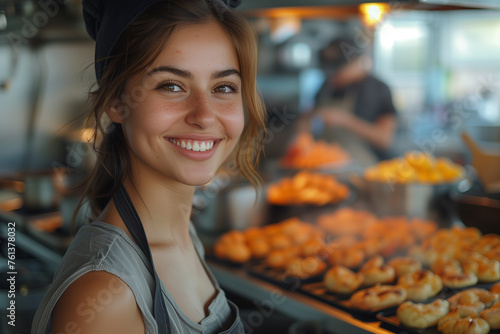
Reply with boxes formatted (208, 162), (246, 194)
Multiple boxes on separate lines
(185, 92), (216, 129)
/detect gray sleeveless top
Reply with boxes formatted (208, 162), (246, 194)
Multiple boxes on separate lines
(31, 221), (237, 334)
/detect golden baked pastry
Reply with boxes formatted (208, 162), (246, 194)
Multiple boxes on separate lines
(328, 247), (365, 269)
(285, 257), (326, 279)
(408, 218), (438, 241)
(247, 238), (270, 259)
(490, 282), (500, 295)
(213, 230), (251, 263)
(349, 284), (407, 311)
(431, 258), (462, 277)
(323, 265), (364, 295)
(225, 243), (252, 263)
(359, 255), (396, 287)
(398, 269), (443, 302)
(441, 272), (478, 289)
(480, 304), (500, 330)
(269, 234), (292, 250)
(300, 237), (330, 260)
(407, 244), (439, 267)
(485, 247), (500, 263)
(265, 249), (295, 269)
(448, 288), (499, 313)
(438, 308), (490, 334)
(317, 207), (377, 236)
(397, 299), (449, 329)
(462, 253), (500, 283)
(244, 227), (264, 240)
(354, 238), (384, 258)
(388, 256), (422, 277)
(475, 234), (500, 254)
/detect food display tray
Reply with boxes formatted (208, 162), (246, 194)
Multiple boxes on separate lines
(247, 262), (325, 290)
(299, 279), (500, 320)
(376, 309), (500, 334)
(376, 281), (500, 334)
(298, 281), (401, 319)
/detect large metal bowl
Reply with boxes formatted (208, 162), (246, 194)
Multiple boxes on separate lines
(450, 179), (500, 234)
(361, 178), (458, 226)
(192, 182), (267, 234)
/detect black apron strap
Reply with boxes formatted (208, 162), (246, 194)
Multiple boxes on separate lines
(113, 184), (170, 333)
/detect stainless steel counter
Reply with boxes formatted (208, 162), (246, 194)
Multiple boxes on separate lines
(208, 260), (396, 334)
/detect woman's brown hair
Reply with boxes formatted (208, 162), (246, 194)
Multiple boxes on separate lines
(77, 0), (266, 222)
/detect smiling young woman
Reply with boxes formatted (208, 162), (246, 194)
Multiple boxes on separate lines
(31, 1), (266, 333)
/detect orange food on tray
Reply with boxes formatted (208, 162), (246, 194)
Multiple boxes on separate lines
(317, 208), (377, 236)
(267, 171), (349, 206)
(281, 133), (350, 169)
(364, 151), (465, 184)
(213, 230), (252, 264)
(212, 217), (325, 265)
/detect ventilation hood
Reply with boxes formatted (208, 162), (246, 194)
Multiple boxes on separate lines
(238, 0), (500, 11)
(0, 0), (88, 44)
(238, 0), (500, 19)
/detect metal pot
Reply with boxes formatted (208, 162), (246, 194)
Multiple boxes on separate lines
(362, 178), (456, 227)
(0, 169), (66, 212)
(450, 179), (500, 234)
(192, 180), (265, 233)
(22, 170), (60, 211)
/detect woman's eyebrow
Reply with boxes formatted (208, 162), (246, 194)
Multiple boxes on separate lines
(211, 68), (240, 80)
(147, 66), (192, 78)
(147, 66), (240, 80)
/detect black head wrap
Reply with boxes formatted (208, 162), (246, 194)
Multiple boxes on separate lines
(320, 36), (360, 70)
(82, 0), (242, 81)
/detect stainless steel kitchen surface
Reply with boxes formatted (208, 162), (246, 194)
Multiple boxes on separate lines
(1, 1), (500, 333)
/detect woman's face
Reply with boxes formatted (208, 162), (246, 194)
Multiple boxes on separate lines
(113, 21), (244, 186)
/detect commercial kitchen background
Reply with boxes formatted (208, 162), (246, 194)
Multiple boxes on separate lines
(1, 1), (500, 333)
(1, 2), (500, 176)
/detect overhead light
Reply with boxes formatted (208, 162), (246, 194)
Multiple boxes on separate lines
(270, 16), (301, 43)
(358, 3), (390, 26)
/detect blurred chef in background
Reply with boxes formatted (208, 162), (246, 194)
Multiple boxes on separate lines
(298, 37), (398, 167)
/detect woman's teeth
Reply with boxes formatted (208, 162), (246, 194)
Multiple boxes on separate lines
(169, 138), (215, 152)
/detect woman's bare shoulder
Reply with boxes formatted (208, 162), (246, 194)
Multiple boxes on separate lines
(52, 270), (145, 334)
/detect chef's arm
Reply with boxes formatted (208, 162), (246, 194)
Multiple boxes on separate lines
(295, 109), (316, 134)
(348, 114), (396, 150)
(319, 108), (396, 151)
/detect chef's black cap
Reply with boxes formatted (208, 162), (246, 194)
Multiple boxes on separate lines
(82, 0), (242, 81)
(320, 36), (360, 69)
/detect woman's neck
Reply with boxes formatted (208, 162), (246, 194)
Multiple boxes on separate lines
(99, 174), (195, 249)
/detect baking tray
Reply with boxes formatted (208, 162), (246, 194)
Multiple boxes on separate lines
(298, 281), (402, 320)
(376, 308), (500, 334)
(296, 275), (498, 320)
(376, 282), (500, 334)
(247, 262), (325, 291)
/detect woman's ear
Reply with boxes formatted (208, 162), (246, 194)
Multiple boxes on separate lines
(105, 99), (125, 124)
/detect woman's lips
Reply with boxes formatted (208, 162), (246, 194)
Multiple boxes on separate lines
(167, 138), (216, 152)
(165, 137), (221, 161)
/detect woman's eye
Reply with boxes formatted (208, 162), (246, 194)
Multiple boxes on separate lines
(157, 81), (183, 92)
(213, 84), (237, 94)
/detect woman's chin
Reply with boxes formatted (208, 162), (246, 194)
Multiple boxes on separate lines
(178, 170), (217, 187)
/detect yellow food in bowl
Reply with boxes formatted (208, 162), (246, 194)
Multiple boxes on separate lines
(364, 152), (465, 184)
